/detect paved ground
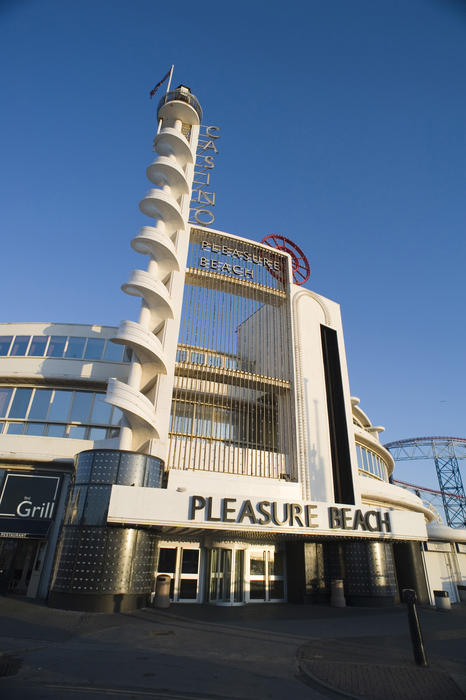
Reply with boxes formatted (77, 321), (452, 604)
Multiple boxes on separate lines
(0, 597), (465, 699)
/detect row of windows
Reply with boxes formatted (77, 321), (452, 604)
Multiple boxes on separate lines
(0, 334), (131, 363)
(176, 348), (240, 370)
(0, 387), (122, 426)
(356, 443), (389, 481)
(169, 399), (278, 451)
(0, 421), (119, 440)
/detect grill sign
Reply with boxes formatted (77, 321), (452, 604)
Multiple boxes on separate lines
(0, 474), (61, 520)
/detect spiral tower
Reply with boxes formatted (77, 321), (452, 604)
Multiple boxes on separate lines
(106, 85), (202, 458)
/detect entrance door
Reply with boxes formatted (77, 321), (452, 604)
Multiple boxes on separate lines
(208, 548), (244, 604)
(209, 548), (231, 603)
(246, 549), (285, 602)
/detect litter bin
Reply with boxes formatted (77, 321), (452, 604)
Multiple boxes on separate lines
(155, 574), (171, 608)
(331, 579), (346, 608)
(457, 585), (466, 603)
(433, 590), (451, 611)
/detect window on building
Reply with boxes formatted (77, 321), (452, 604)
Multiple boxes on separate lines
(9, 388), (33, 418)
(65, 337), (86, 359)
(28, 336), (48, 356)
(10, 336), (30, 356)
(0, 337), (12, 356)
(103, 341), (124, 362)
(0, 386), (120, 441)
(46, 336), (67, 358)
(84, 338), (105, 360)
(28, 389), (53, 420)
(0, 388), (13, 417)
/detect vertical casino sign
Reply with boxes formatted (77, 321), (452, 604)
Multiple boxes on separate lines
(189, 125), (220, 226)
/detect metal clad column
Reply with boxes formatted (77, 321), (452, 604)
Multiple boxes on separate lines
(49, 449), (164, 612)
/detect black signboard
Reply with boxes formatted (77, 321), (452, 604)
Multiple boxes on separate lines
(0, 473), (61, 522)
(0, 517), (51, 538)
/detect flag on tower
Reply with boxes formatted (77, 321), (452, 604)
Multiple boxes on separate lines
(149, 68), (172, 99)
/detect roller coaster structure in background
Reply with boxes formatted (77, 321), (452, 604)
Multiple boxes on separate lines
(384, 436), (466, 529)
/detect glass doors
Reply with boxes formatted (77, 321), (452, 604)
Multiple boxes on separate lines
(156, 544), (201, 602)
(246, 549), (285, 602)
(155, 542), (286, 604)
(208, 548), (244, 604)
(207, 545), (285, 604)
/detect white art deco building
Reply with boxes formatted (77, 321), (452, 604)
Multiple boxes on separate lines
(0, 86), (464, 611)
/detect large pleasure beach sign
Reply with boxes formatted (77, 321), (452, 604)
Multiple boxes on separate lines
(108, 486), (427, 541)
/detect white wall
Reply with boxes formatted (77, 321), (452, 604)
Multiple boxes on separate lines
(291, 288), (360, 505)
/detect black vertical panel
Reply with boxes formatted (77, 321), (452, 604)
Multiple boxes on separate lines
(320, 325), (355, 504)
(392, 541), (429, 604)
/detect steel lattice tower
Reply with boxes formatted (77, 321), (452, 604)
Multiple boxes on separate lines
(384, 437), (466, 528)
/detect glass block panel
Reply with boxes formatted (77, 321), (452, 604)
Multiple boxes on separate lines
(75, 451), (94, 482)
(91, 453), (118, 483)
(0, 336), (12, 356)
(65, 337), (86, 359)
(26, 423), (46, 436)
(181, 549), (199, 574)
(179, 579), (197, 599)
(84, 338), (105, 360)
(176, 349), (187, 362)
(28, 389), (53, 420)
(9, 388), (32, 418)
(103, 341), (123, 362)
(10, 336), (30, 356)
(68, 485), (87, 525)
(144, 457), (163, 487)
(48, 390), (73, 421)
(158, 548), (177, 573)
(70, 392), (93, 422)
(117, 452), (146, 486)
(46, 336), (66, 357)
(82, 485), (111, 526)
(91, 394), (112, 424)
(0, 388), (13, 417)
(28, 336), (48, 356)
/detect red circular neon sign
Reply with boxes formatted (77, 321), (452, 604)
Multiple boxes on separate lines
(261, 235), (310, 285)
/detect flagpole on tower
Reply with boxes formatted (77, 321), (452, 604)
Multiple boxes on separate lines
(166, 65), (174, 94)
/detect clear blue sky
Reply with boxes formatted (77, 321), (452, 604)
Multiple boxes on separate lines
(1, 0), (465, 491)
